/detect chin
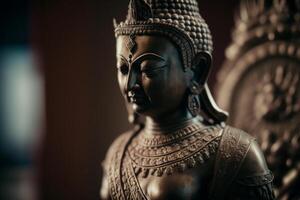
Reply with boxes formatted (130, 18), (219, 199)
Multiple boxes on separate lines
(133, 104), (170, 119)
(132, 103), (161, 117)
(132, 103), (150, 114)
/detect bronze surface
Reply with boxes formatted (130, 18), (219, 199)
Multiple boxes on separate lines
(101, 0), (275, 199)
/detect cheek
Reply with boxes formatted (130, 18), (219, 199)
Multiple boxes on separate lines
(141, 75), (161, 98)
(142, 69), (169, 90)
(142, 70), (187, 105)
(173, 74), (188, 94)
(163, 69), (188, 105)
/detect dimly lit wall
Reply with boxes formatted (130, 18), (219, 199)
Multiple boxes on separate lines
(33, 1), (239, 200)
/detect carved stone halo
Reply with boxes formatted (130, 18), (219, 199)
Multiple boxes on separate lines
(126, 124), (223, 178)
(216, 41), (300, 195)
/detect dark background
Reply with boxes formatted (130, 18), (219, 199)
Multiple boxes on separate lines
(1, 0), (240, 199)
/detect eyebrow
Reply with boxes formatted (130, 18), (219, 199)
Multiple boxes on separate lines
(117, 54), (128, 64)
(117, 52), (166, 65)
(133, 53), (166, 64)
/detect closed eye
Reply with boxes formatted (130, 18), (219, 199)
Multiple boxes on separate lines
(141, 64), (167, 77)
(141, 64), (167, 73)
(118, 64), (129, 75)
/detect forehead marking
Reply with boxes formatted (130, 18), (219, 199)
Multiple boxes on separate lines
(126, 34), (137, 56)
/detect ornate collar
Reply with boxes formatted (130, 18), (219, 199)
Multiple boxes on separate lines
(126, 123), (223, 178)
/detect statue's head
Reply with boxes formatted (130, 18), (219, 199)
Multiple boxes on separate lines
(114, 0), (227, 124)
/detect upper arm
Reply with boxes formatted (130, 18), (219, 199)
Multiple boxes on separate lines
(238, 139), (270, 178)
(228, 139), (275, 200)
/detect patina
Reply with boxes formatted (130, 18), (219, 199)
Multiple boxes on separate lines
(101, 0), (275, 199)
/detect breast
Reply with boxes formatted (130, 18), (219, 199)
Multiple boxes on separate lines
(143, 172), (209, 200)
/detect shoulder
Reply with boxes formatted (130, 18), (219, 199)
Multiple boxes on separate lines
(102, 125), (143, 166)
(231, 128), (274, 188)
(218, 125), (255, 163)
(237, 134), (270, 178)
(221, 125), (270, 177)
(222, 126), (275, 199)
(103, 128), (136, 165)
(209, 125), (275, 199)
(100, 128), (139, 199)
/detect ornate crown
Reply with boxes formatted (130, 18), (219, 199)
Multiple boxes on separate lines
(114, 0), (213, 70)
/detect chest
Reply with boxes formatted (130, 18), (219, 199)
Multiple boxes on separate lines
(137, 163), (213, 200)
(119, 126), (221, 199)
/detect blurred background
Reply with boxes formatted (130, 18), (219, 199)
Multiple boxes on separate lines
(0, 0), (239, 199)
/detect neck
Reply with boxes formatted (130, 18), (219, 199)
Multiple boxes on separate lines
(144, 109), (201, 135)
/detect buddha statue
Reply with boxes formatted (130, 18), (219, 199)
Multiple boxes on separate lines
(215, 0), (300, 199)
(100, 0), (275, 199)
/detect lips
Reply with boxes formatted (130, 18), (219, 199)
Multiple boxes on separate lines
(127, 92), (147, 105)
(129, 95), (146, 104)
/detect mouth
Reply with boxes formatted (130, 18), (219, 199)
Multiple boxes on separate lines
(129, 95), (147, 105)
(127, 92), (148, 105)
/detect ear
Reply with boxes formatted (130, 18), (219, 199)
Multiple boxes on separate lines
(191, 52), (212, 86)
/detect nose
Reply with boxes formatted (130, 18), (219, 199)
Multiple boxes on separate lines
(125, 67), (140, 93)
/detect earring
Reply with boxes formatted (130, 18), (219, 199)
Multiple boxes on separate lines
(187, 81), (202, 116)
(188, 94), (201, 116)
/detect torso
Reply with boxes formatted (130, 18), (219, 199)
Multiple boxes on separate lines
(138, 157), (215, 200)
(102, 123), (275, 200)
(109, 123), (223, 200)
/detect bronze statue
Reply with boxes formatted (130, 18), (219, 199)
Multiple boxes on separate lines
(215, 0), (300, 199)
(101, 0), (275, 199)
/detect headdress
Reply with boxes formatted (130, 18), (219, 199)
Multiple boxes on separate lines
(114, 0), (213, 70)
(115, 0), (228, 124)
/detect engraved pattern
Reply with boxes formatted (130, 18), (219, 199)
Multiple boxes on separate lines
(121, 157), (148, 200)
(105, 124), (223, 200)
(105, 126), (274, 200)
(125, 34), (137, 54)
(114, 0), (213, 70)
(106, 133), (132, 200)
(236, 171), (274, 187)
(209, 126), (253, 200)
(116, 23), (195, 70)
(127, 124), (222, 178)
